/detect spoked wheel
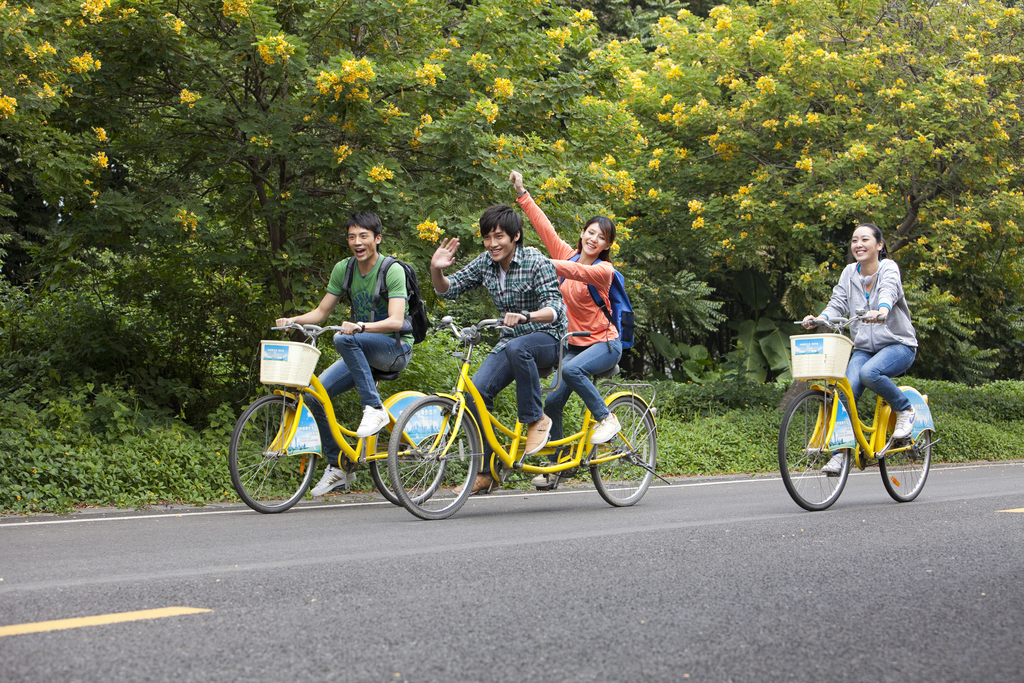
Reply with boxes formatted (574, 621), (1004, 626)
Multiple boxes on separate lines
(590, 395), (657, 507)
(778, 389), (851, 511)
(387, 396), (481, 520)
(880, 429), (932, 502)
(229, 394), (319, 514)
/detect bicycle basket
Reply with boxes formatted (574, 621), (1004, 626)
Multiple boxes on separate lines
(259, 341), (321, 387)
(790, 334), (853, 381)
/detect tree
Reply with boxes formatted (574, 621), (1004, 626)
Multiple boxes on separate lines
(587, 0), (1024, 380)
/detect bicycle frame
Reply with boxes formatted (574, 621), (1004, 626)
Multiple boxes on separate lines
(272, 376), (421, 466)
(810, 378), (915, 467)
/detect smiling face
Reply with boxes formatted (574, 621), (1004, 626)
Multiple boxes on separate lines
(850, 225), (884, 267)
(579, 222), (611, 259)
(348, 224), (382, 264)
(483, 227), (518, 269)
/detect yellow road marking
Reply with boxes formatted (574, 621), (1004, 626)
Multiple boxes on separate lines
(0, 607), (211, 637)
(997, 508), (1024, 513)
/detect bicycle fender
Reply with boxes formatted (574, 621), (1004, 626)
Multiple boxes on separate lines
(284, 397), (323, 456)
(603, 391), (656, 428)
(830, 398), (856, 450)
(383, 390), (427, 422)
(898, 386), (935, 439)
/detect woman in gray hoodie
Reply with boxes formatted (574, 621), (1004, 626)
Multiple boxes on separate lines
(802, 223), (918, 474)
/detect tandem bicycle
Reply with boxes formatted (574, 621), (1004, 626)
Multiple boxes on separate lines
(386, 316), (660, 520)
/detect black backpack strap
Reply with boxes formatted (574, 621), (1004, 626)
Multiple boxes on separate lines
(371, 255), (397, 323)
(341, 257), (357, 297)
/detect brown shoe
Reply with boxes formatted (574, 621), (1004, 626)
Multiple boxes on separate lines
(454, 474), (498, 496)
(524, 415), (552, 456)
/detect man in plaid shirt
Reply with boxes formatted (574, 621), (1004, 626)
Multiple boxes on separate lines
(431, 204), (567, 494)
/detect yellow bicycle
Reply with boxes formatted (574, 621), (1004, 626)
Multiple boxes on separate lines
(779, 316), (937, 511)
(229, 323), (423, 513)
(386, 316), (659, 520)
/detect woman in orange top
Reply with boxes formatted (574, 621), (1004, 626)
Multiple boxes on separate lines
(510, 171), (622, 487)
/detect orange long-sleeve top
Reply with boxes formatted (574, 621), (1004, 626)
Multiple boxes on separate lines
(517, 192), (618, 347)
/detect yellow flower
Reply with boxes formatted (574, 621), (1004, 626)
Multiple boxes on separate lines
(414, 62), (444, 87)
(796, 156), (813, 173)
(692, 216), (705, 229)
(688, 200), (704, 214)
(0, 94), (18, 118)
(334, 145), (352, 164)
(93, 127), (107, 142)
(416, 220), (443, 243)
(222, 0), (250, 19)
(755, 76), (777, 95)
(475, 98), (499, 123)
(175, 208), (199, 234)
(491, 77), (514, 99)
(92, 151), (108, 169)
(368, 166), (394, 182)
(257, 35), (296, 65)
(180, 89), (200, 107)
(468, 52), (492, 74)
(70, 52), (102, 73)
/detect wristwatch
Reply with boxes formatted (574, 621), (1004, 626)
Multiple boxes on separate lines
(516, 189), (528, 198)
(520, 311), (531, 323)
(357, 321), (366, 333)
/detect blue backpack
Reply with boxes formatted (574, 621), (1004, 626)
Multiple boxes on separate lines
(564, 255), (635, 350)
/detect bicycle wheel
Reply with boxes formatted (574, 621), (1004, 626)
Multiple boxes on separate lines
(880, 429), (932, 502)
(778, 389), (851, 511)
(369, 458), (401, 505)
(229, 394), (319, 513)
(387, 396), (481, 520)
(590, 395), (657, 507)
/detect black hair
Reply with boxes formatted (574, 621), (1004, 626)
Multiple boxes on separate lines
(574, 215), (616, 262)
(854, 222), (889, 259)
(348, 211), (383, 239)
(479, 204), (523, 245)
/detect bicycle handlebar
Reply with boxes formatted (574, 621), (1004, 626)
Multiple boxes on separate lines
(271, 323), (345, 342)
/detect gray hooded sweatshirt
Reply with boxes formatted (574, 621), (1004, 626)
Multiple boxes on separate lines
(820, 258), (918, 353)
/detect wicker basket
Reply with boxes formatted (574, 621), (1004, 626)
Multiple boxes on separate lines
(790, 334), (853, 381)
(259, 341), (321, 387)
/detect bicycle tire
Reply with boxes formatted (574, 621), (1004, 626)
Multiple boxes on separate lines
(387, 396), (481, 520)
(229, 394), (319, 513)
(590, 395), (657, 507)
(880, 428), (932, 503)
(369, 458), (401, 505)
(778, 389), (851, 511)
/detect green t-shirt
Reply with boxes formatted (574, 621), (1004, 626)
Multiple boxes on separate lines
(326, 255), (413, 346)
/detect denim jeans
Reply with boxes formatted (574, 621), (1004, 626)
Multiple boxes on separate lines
(544, 340), (622, 443)
(311, 332), (411, 467)
(468, 331), (561, 464)
(846, 344), (916, 413)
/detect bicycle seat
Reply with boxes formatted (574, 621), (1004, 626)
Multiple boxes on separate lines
(372, 368), (402, 382)
(593, 364), (620, 380)
(537, 366), (555, 379)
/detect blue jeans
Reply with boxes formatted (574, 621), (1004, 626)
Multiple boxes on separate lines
(311, 332), (411, 467)
(468, 332), (561, 462)
(544, 340), (622, 443)
(846, 344), (916, 413)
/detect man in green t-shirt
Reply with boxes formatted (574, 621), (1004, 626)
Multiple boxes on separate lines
(275, 212), (412, 496)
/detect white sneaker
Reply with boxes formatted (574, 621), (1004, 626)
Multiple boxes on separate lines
(892, 407), (916, 440)
(311, 465), (354, 497)
(356, 405), (389, 438)
(821, 452), (846, 476)
(590, 413), (621, 444)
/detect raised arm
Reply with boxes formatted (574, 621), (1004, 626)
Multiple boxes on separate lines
(510, 171), (576, 261)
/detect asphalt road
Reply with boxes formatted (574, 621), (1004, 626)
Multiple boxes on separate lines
(1, 462), (1022, 683)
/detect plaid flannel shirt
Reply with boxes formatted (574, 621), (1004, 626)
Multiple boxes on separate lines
(439, 245), (567, 354)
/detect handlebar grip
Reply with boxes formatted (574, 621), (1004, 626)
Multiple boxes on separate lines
(570, 331), (591, 338)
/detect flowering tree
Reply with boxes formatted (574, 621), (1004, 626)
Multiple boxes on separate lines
(588, 0), (1024, 380)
